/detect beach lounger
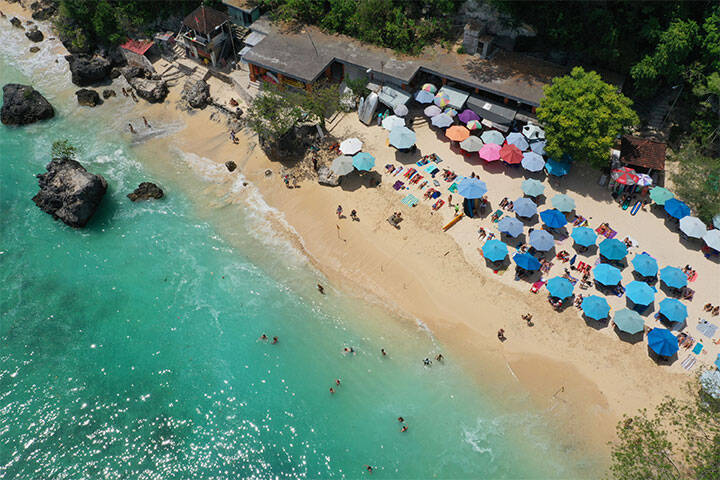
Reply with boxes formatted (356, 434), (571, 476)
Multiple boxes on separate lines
(402, 194), (419, 207)
(630, 201), (642, 215)
(530, 280), (546, 293)
(681, 355), (696, 370)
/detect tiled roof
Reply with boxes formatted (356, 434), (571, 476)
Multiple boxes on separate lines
(183, 6), (228, 35)
(620, 135), (666, 171)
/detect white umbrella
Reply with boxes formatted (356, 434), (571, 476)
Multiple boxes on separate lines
(703, 229), (720, 251)
(382, 115), (405, 131)
(636, 173), (653, 186)
(679, 216), (707, 239)
(330, 155), (354, 176)
(424, 105), (441, 117)
(430, 113), (453, 128)
(523, 124), (545, 141)
(459, 136), (484, 152)
(529, 139), (546, 155)
(339, 138), (362, 155)
(393, 104), (409, 117)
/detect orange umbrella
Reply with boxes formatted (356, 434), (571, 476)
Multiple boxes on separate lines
(500, 143), (523, 164)
(445, 125), (470, 142)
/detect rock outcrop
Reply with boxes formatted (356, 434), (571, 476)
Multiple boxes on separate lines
(10, 17), (23, 28)
(129, 77), (168, 103)
(225, 160), (237, 172)
(127, 182), (164, 201)
(182, 79), (211, 109)
(32, 158), (107, 228)
(29, 46), (40, 54)
(120, 65), (146, 82)
(30, 0), (57, 21)
(102, 89), (116, 99)
(1, 84), (55, 125)
(317, 166), (340, 186)
(65, 54), (112, 86)
(25, 25), (44, 42)
(75, 88), (101, 107)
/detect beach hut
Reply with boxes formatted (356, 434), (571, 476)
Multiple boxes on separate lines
(480, 130), (504, 146)
(478, 143), (501, 162)
(513, 252), (541, 271)
(415, 89), (435, 104)
(529, 139), (546, 155)
(703, 229), (720, 251)
(613, 309), (645, 335)
(521, 152), (545, 172)
(571, 226), (597, 247)
(388, 127), (416, 149)
(529, 230), (554, 251)
(482, 239), (509, 262)
(459, 136), (484, 153)
(431, 113), (453, 128)
(424, 105), (441, 117)
(513, 197), (537, 218)
(658, 298), (688, 323)
(382, 115), (405, 131)
(611, 167), (639, 185)
(521, 178), (545, 197)
(631, 253), (658, 278)
(593, 263), (622, 286)
(500, 144), (524, 164)
(339, 138), (362, 155)
(599, 238), (628, 261)
(522, 124), (545, 141)
(458, 109), (480, 124)
(649, 187), (674, 206)
(664, 198), (690, 219)
(545, 159), (571, 176)
(446, 125), (470, 142)
(540, 209), (567, 229)
(331, 155), (354, 176)
(626, 281), (655, 306)
(547, 277), (574, 299)
(505, 132), (529, 151)
(679, 216), (706, 239)
(497, 216), (524, 237)
(352, 152), (375, 171)
(647, 328), (678, 357)
(393, 104), (409, 117)
(551, 194), (575, 213)
(456, 177), (488, 199)
(660, 266), (687, 289)
(581, 295), (611, 320)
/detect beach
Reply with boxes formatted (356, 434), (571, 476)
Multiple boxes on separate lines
(3, 1), (718, 474)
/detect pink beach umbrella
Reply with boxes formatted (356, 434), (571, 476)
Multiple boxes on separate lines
(434, 92), (451, 108)
(479, 143), (502, 162)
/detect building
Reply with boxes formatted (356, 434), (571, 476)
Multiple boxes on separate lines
(619, 135), (667, 173)
(177, 5), (230, 68)
(222, 0), (260, 27)
(119, 39), (156, 72)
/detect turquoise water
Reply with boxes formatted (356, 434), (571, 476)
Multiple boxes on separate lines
(0, 24), (598, 478)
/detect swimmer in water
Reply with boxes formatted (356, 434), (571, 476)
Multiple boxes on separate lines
(272, 336), (278, 344)
(381, 348), (386, 356)
(143, 116), (151, 128)
(401, 425), (408, 432)
(335, 379), (341, 386)
(317, 283), (325, 294)
(329, 387), (335, 394)
(397, 417), (404, 423)
(260, 334), (268, 341)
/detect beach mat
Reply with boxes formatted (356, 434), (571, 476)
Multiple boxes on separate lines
(692, 342), (703, 355)
(401, 194), (419, 207)
(681, 355), (696, 371)
(697, 321), (718, 338)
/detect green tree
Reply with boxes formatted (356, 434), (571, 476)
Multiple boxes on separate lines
(51, 139), (78, 160)
(92, 0), (120, 45)
(536, 67), (638, 168)
(670, 142), (720, 224)
(245, 87), (303, 144)
(289, 82), (341, 129)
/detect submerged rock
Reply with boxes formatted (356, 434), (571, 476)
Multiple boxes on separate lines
(10, 17), (23, 28)
(32, 158), (108, 228)
(25, 25), (44, 42)
(29, 46), (41, 54)
(127, 182), (164, 201)
(182, 79), (211, 109)
(129, 77), (168, 103)
(1, 83), (55, 125)
(65, 54), (112, 87)
(225, 160), (237, 172)
(102, 89), (116, 99)
(75, 88), (101, 107)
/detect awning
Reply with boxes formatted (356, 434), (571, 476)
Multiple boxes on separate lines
(239, 46), (252, 58)
(244, 31), (266, 47)
(466, 95), (517, 126)
(437, 85), (469, 110)
(368, 82), (411, 110)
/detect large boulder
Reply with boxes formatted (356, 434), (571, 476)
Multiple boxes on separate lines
(30, 0), (57, 21)
(10, 17), (23, 28)
(181, 79), (211, 109)
(127, 182), (164, 201)
(25, 25), (44, 42)
(120, 65), (147, 82)
(129, 77), (168, 103)
(317, 166), (339, 187)
(1, 84), (54, 125)
(225, 160), (237, 172)
(65, 54), (112, 86)
(29, 46), (41, 54)
(32, 158), (107, 228)
(75, 88), (101, 107)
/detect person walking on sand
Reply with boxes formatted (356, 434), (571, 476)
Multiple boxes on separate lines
(336, 205), (343, 218)
(497, 329), (506, 341)
(128, 123), (136, 134)
(121, 87), (128, 97)
(143, 116), (151, 128)
(350, 209), (358, 221)
(317, 283), (325, 294)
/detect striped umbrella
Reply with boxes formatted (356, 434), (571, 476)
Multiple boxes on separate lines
(636, 173), (653, 186)
(434, 92), (451, 107)
(612, 167), (639, 185)
(422, 83), (437, 93)
(443, 107), (458, 117)
(466, 120), (482, 130)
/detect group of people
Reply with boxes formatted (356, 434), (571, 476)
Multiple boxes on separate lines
(703, 303), (720, 316)
(128, 116), (151, 134)
(121, 87), (138, 103)
(259, 334), (279, 344)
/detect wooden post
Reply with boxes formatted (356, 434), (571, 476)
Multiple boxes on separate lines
(249, 64), (258, 82)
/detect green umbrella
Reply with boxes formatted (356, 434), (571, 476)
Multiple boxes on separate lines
(613, 309), (645, 335)
(649, 187), (674, 205)
(480, 130), (504, 145)
(551, 194), (575, 212)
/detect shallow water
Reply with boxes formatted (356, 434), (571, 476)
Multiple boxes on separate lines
(0, 21), (600, 478)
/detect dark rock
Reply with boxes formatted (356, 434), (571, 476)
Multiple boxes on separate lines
(110, 68), (121, 79)
(127, 182), (164, 201)
(1, 83), (54, 125)
(317, 166), (339, 186)
(181, 79), (210, 109)
(10, 17), (23, 28)
(129, 77), (168, 103)
(120, 65), (146, 82)
(25, 25), (44, 42)
(234, 107), (243, 118)
(102, 89), (116, 99)
(29, 46), (40, 54)
(65, 54), (112, 87)
(32, 158), (107, 228)
(225, 160), (237, 172)
(30, 0), (57, 21)
(75, 88), (101, 107)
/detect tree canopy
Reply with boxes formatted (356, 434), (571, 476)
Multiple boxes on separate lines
(536, 67), (638, 168)
(670, 142), (720, 224)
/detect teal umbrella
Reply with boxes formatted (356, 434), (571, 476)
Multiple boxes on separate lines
(352, 152), (375, 171)
(599, 238), (627, 260)
(631, 253), (658, 277)
(581, 295), (611, 320)
(480, 130), (504, 145)
(551, 194), (575, 212)
(571, 226), (596, 247)
(660, 266), (687, 289)
(482, 239), (508, 262)
(593, 263), (622, 286)
(626, 281), (655, 306)
(649, 187), (674, 205)
(545, 159), (571, 176)
(547, 277), (574, 299)
(613, 309), (645, 334)
(659, 298), (688, 323)
(522, 178), (545, 197)
(388, 127), (416, 149)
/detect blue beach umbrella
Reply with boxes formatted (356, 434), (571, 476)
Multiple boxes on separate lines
(530, 139), (546, 155)
(626, 281), (655, 306)
(660, 266), (687, 289)
(647, 328), (678, 357)
(529, 229), (555, 251)
(571, 226), (597, 247)
(664, 198), (690, 219)
(424, 105), (442, 117)
(415, 89), (435, 104)
(480, 130), (505, 145)
(659, 298), (688, 323)
(599, 238), (628, 261)
(540, 209), (567, 229)
(513, 252), (541, 271)
(513, 197), (537, 218)
(352, 152), (375, 171)
(581, 295), (611, 320)
(482, 239), (509, 262)
(613, 309), (645, 334)
(545, 159), (571, 176)
(593, 263), (623, 286)
(456, 177), (488, 199)
(547, 277), (574, 299)
(522, 178), (545, 197)
(631, 253), (658, 278)
(498, 216), (524, 237)
(551, 194), (575, 212)
(431, 113), (454, 128)
(388, 127), (416, 149)
(506, 132), (529, 151)
(521, 151), (545, 172)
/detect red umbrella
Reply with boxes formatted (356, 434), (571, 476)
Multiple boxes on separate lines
(500, 144), (523, 164)
(612, 166), (639, 185)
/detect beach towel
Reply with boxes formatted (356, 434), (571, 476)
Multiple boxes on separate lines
(393, 167), (404, 177)
(688, 271), (698, 282)
(393, 180), (405, 191)
(530, 280), (546, 293)
(432, 199), (445, 210)
(402, 194), (419, 207)
(431, 191), (441, 199)
(448, 182), (458, 193)
(697, 320), (718, 338)
(692, 342), (703, 355)
(416, 158), (429, 166)
(715, 354), (720, 369)
(681, 355), (696, 370)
